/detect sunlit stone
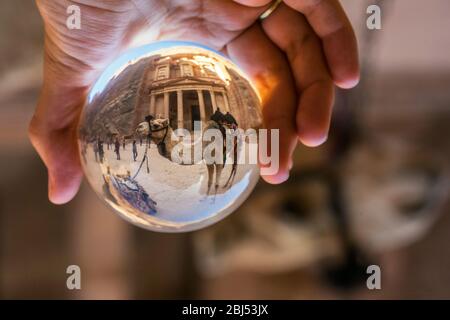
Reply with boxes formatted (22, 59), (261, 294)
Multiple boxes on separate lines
(78, 42), (263, 232)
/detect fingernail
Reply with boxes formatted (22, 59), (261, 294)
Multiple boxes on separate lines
(299, 133), (328, 147)
(277, 171), (289, 183)
(262, 170), (289, 184)
(337, 77), (360, 89)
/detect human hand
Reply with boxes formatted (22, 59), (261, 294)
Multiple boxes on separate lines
(30, 0), (358, 204)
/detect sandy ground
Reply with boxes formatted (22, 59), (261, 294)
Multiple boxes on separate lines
(81, 141), (259, 228)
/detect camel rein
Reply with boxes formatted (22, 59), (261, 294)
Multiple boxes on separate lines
(132, 125), (169, 180)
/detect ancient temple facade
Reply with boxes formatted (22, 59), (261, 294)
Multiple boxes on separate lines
(83, 49), (261, 141)
(139, 52), (260, 131)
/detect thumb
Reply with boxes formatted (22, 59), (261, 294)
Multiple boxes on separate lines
(29, 84), (87, 204)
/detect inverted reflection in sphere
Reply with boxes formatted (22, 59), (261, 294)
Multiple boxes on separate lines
(78, 42), (263, 232)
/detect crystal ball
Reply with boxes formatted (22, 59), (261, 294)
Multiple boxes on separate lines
(78, 42), (263, 232)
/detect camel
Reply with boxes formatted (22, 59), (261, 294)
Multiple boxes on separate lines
(135, 117), (240, 197)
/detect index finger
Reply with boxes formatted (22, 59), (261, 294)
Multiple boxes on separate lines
(283, 0), (360, 88)
(227, 24), (298, 184)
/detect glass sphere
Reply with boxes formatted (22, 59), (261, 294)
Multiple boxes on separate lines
(78, 42), (263, 232)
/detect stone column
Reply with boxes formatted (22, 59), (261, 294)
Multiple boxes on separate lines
(223, 91), (230, 112)
(149, 93), (155, 115)
(177, 89), (183, 129)
(210, 89), (217, 112)
(163, 91), (169, 118)
(197, 89), (206, 121)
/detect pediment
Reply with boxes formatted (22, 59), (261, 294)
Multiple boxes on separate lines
(151, 77), (225, 89)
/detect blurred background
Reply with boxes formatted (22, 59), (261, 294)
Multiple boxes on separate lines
(1, 0), (449, 299)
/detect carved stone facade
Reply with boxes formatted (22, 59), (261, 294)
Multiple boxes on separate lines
(83, 51), (261, 141)
(137, 52), (261, 131)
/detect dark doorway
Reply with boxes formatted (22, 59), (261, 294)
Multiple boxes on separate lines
(202, 90), (214, 120)
(183, 90), (200, 131)
(191, 105), (200, 131)
(169, 91), (178, 129)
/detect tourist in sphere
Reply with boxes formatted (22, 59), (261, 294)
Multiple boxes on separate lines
(98, 139), (104, 163)
(114, 138), (121, 160)
(93, 140), (99, 162)
(132, 140), (138, 161)
(210, 108), (227, 144)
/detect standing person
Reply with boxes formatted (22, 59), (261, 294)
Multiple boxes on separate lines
(98, 139), (104, 164)
(114, 138), (121, 160)
(132, 140), (138, 161)
(122, 138), (126, 150)
(93, 140), (99, 163)
(211, 108), (227, 150)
